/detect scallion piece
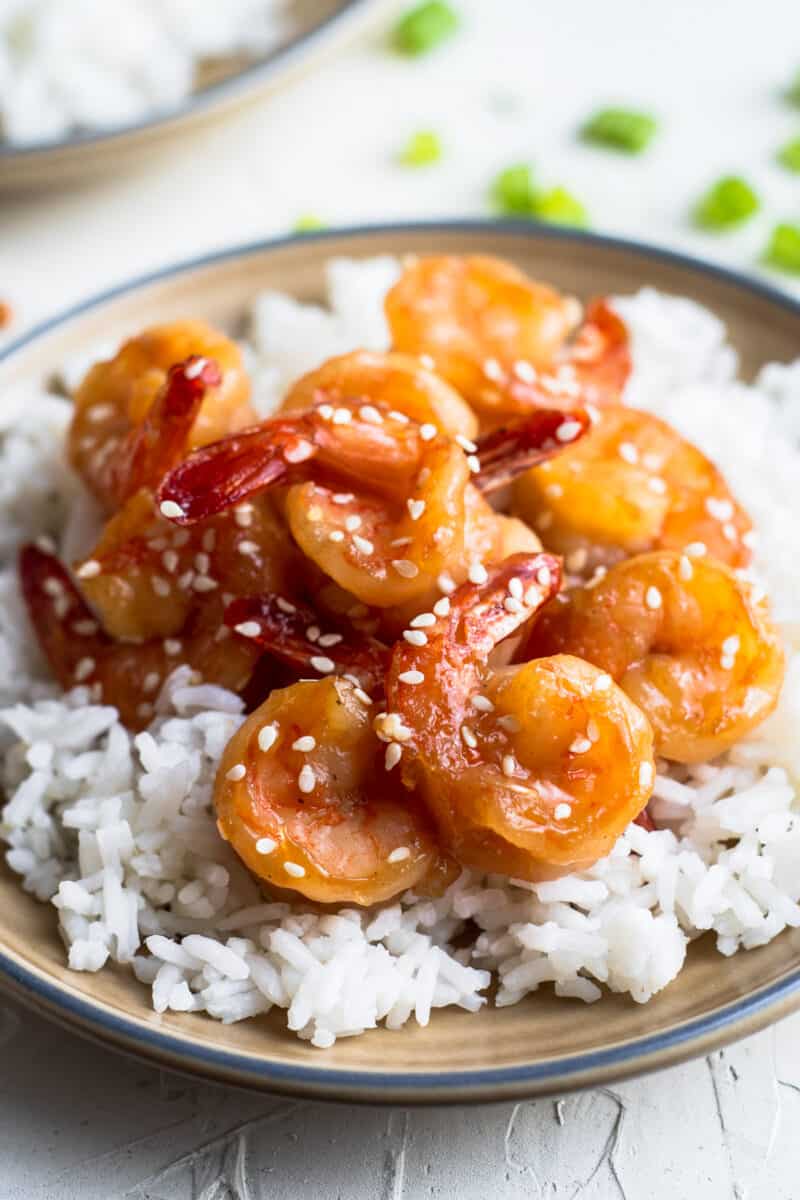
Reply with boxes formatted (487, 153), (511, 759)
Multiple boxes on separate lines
(693, 176), (759, 230)
(581, 107), (657, 154)
(393, 2), (459, 56)
(777, 136), (800, 173)
(531, 187), (589, 228)
(490, 163), (537, 216)
(764, 223), (800, 274)
(399, 130), (442, 166)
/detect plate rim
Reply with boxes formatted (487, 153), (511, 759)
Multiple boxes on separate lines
(0, 0), (382, 162)
(1, 219), (799, 1104)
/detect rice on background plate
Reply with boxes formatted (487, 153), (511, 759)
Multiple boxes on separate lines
(1, 257), (799, 1049)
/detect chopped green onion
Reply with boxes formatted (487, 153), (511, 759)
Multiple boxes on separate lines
(580, 107), (657, 154)
(531, 187), (589, 228)
(392, 1), (459, 56)
(692, 176), (759, 230)
(490, 163), (537, 216)
(785, 69), (800, 107)
(398, 130), (442, 166)
(293, 215), (325, 233)
(763, 223), (800, 274)
(777, 136), (800, 172)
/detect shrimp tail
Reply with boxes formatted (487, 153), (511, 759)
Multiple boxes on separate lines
(156, 415), (318, 525)
(452, 552), (563, 659)
(114, 357), (223, 503)
(475, 408), (590, 495)
(19, 543), (109, 689)
(225, 593), (389, 695)
(565, 298), (631, 402)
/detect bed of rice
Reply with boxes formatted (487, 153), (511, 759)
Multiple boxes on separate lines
(1, 257), (799, 1049)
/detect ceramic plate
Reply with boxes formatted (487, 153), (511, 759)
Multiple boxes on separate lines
(1, 223), (799, 1104)
(0, 0), (385, 190)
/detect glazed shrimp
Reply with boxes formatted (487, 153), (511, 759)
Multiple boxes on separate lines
(512, 405), (753, 575)
(215, 677), (447, 905)
(19, 545), (265, 729)
(382, 554), (655, 881)
(522, 550), (785, 763)
(69, 321), (254, 511)
(158, 401), (588, 611)
(385, 255), (630, 419)
(280, 349), (478, 441)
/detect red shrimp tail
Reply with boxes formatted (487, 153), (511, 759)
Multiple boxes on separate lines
(225, 593), (389, 696)
(18, 544), (109, 689)
(474, 408), (591, 495)
(114, 357), (222, 504)
(156, 416), (318, 525)
(565, 299), (631, 404)
(634, 807), (656, 832)
(455, 552), (563, 659)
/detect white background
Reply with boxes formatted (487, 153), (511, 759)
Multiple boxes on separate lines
(2, 0), (800, 1196)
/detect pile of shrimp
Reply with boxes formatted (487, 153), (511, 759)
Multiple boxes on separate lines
(20, 257), (786, 910)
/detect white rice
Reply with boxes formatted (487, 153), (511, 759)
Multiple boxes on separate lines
(2, 257), (800, 1047)
(0, 0), (295, 145)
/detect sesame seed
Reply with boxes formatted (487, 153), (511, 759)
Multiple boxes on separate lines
(152, 575), (171, 597)
(648, 476), (667, 495)
(159, 500), (184, 520)
(512, 360), (536, 384)
(483, 357), (504, 382)
(403, 630), (428, 646)
(417, 466), (431, 486)
(705, 497), (734, 522)
(545, 483), (564, 499)
(536, 565), (552, 587)
(284, 862), (306, 878)
(555, 420), (582, 443)
(391, 536), (413, 547)
(359, 405), (383, 424)
(375, 712), (413, 743)
(202, 528), (216, 552)
(639, 761), (654, 788)
(504, 596), (523, 614)
(329, 530), (345, 543)
(722, 522), (738, 542)
(317, 633), (343, 648)
(293, 735), (316, 752)
(678, 556), (693, 581)
(353, 535), (375, 556)
(498, 714), (521, 733)
(685, 541), (707, 558)
(566, 548), (588, 573)
(332, 407), (352, 425)
(419, 423), (437, 442)
(74, 657), (95, 681)
(306, 625), (320, 642)
(310, 655), (335, 674)
(398, 669), (425, 685)
(76, 560), (101, 579)
(225, 763), (246, 782)
(419, 353), (436, 370)
(437, 572), (456, 595)
(193, 576), (218, 592)
(461, 725), (478, 748)
(258, 724), (279, 752)
(234, 507), (253, 528)
(354, 688), (372, 705)
(387, 845), (411, 863)
(501, 754), (517, 777)
(593, 673), (612, 692)
(720, 655), (736, 671)
(722, 635), (740, 656)
(392, 559), (419, 579)
(73, 619), (98, 636)
(388, 410), (410, 424)
(43, 577), (64, 597)
(162, 549), (179, 573)
(466, 455), (480, 473)
(433, 596), (451, 617)
(234, 621), (261, 639)
(618, 442), (639, 464)
(385, 743), (402, 770)
(508, 577), (523, 600)
(194, 552), (210, 574)
(468, 562), (488, 585)
(410, 612), (436, 628)
(345, 514), (362, 532)
(333, 493), (355, 505)
(317, 404), (334, 420)
(284, 439), (314, 464)
(137, 702), (154, 720)
(456, 434), (478, 453)
(164, 639), (182, 655)
(276, 597), (297, 614)
(238, 540), (260, 557)
(87, 402), (114, 422)
(407, 499), (426, 520)
(472, 695), (494, 713)
(586, 719), (600, 743)
(298, 765), (316, 793)
(645, 586), (662, 610)
(255, 837), (277, 855)
(570, 736), (592, 754)
(537, 511), (553, 531)
(143, 672), (161, 693)
(554, 802), (572, 820)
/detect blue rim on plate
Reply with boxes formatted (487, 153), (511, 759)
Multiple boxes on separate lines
(1, 221), (799, 1103)
(0, 0), (381, 162)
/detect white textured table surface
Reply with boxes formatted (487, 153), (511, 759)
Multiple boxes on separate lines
(2, 1), (800, 1196)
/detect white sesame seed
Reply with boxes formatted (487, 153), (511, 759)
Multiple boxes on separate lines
(387, 845), (411, 863)
(74, 657), (95, 681)
(332, 407), (352, 425)
(618, 442), (639, 464)
(648, 476), (667, 495)
(225, 763), (246, 782)
(536, 565), (552, 587)
(720, 655), (736, 671)
(483, 357), (504, 382)
(545, 483), (564, 499)
(237, 540), (260, 557)
(318, 404), (334, 420)
(76, 559), (101, 579)
(345, 514), (362, 532)
(645, 586), (662, 610)
(392, 559), (419, 579)
(437, 572), (456, 595)
(164, 639), (182, 656)
(293, 735), (316, 752)
(456, 434), (478, 453)
(306, 625), (320, 642)
(419, 353), (436, 370)
(472, 695), (494, 713)
(593, 673), (612, 692)
(498, 714), (521, 733)
(566, 548), (588, 573)
(159, 500), (184, 520)
(461, 725), (478, 748)
(43, 577), (64, 597)
(417, 466), (431, 486)
(310, 655), (335, 674)
(87, 402), (114, 422)
(318, 633), (343, 648)
(284, 439), (314, 464)
(678, 556), (693, 581)
(143, 672), (161, 693)
(193, 575), (218, 592)
(586, 719), (600, 743)
(136, 702), (154, 720)
(722, 522), (738, 543)
(722, 635), (740, 656)
(433, 596), (451, 617)
(403, 630), (428, 646)
(162, 549), (179, 573)
(329, 530), (345, 543)
(202, 528), (216, 552)
(501, 754), (517, 777)
(354, 687), (372, 705)
(398, 670), (425, 685)
(235, 507), (253, 527)
(284, 862), (306, 878)
(258, 724), (279, 752)
(276, 597), (297, 615)
(512, 360), (536, 384)
(73, 619), (98, 636)
(504, 596), (524, 614)
(353, 535), (374, 556)
(570, 736), (592, 754)
(152, 575), (171, 596)
(407, 499), (426, 521)
(385, 743), (402, 770)
(194, 552), (210, 574)
(391, 536), (413, 547)
(685, 541), (707, 558)
(359, 404), (383, 424)
(466, 455), (480, 473)
(705, 497), (734, 522)
(298, 765), (316, 793)
(468, 562), (488, 585)
(255, 837), (277, 855)
(508, 577), (523, 600)
(639, 761), (654, 788)
(388, 410), (410, 424)
(419, 423), (437, 442)
(554, 802), (572, 820)
(410, 612), (436, 628)
(555, 420), (582, 443)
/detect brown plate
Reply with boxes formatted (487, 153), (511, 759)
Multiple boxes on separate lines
(0, 0), (387, 190)
(1, 222), (799, 1104)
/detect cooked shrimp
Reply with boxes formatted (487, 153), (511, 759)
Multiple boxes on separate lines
(385, 255), (630, 419)
(158, 400), (588, 611)
(382, 553), (655, 881)
(512, 405), (753, 574)
(522, 550), (784, 763)
(215, 677), (447, 905)
(19, 544), (265, 729)
(280, 349), (478, 441)
(69, 321), (254, 511)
